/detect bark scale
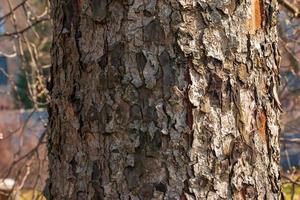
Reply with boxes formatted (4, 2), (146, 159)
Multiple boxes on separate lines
(48, 0), (281, 199)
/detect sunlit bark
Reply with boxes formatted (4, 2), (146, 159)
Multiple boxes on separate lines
(48, 0), (281, 199)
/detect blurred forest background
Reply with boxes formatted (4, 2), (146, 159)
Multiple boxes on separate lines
(0, 0), (299, 199)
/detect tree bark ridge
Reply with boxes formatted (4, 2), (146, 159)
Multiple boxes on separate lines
(48, 0), (281, 199)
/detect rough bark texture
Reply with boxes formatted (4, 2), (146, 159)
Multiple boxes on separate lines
(48, 0), (281, 199)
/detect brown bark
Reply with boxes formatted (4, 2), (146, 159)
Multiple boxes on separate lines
(48, 0), (281, 199)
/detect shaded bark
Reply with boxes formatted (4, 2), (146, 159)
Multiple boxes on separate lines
(48, 0), (281, 199)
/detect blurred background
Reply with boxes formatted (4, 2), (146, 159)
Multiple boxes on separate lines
(0, 0), (49, 199)
(0, 0), (299, 199)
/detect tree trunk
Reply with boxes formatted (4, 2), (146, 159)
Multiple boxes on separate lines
(48, 0), (281, 199)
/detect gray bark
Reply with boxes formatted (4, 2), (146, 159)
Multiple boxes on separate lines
(48, 0), (281, 199)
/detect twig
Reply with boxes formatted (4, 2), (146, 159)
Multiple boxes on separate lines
(279, 0), (300, 18)
(0, 17), (50, 38)
(281, 138), (300, 143)
(0, 0), (27, 22)
(282, 175), (300, 187)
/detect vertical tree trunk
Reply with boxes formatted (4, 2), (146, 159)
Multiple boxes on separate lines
(48, 0), (281, 199)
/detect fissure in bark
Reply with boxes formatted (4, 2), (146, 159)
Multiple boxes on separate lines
(48, 0), (281, 199)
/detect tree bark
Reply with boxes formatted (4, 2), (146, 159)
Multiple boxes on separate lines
(48, 0), (281, 199)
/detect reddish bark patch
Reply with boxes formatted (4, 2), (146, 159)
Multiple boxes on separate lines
(254, 0), (262, 29)
(77, 0), (84, 9)
(259, 111), (267, 143)
(247, 0), (263, 34)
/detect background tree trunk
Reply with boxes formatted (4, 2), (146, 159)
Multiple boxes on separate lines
(48, 0), (281, 199)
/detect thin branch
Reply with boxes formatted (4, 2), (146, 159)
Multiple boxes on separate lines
(4, 130), (47, 179)
(280, 138), (300, 143)
(282, 175), (300, 187)
(279, 0), (300, 18)
(0, 0), (27, 22)
(0, 17), (50, 38)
